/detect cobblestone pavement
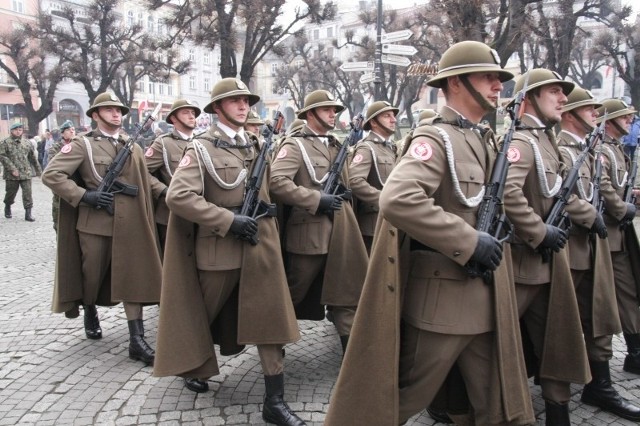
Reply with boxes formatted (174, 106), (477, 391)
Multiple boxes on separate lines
(1, 179), (640, 425)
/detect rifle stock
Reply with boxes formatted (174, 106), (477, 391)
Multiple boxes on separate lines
(322, 113), (364, 199)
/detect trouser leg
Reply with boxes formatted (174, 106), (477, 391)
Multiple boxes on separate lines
(20, 179), (32, 209)
(612, 251), (640, 334)
(285, 253), (326, 306)
(4, 180), (18, 206)
(78, 232), (112, 305)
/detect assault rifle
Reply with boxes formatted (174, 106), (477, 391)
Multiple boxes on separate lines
(239, 111), (285, 245)
(589, 117), (608, 218)
(96, 104), (161, 215)
(540, 127), (601, 262)
(322, 113), (364, 199)
(466, 74), (529, 281)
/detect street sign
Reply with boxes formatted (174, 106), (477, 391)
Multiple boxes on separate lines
(380, 29), (413, 44)
(382, 44), (418, 56)
(381, 54), (412, 67)
(359, 72), (375, 84)
(339, 61), (375, 72)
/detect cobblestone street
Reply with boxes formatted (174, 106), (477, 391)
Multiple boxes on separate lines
(1, 179), (640, 425)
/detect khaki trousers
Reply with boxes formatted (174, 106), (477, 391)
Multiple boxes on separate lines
(199, 269), (283, 376)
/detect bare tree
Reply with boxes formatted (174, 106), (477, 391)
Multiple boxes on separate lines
(35, 0), (188, 106)
(147, 0), (336, 84)
(568, 33), (608, 90)
(0, 26), (65, 137)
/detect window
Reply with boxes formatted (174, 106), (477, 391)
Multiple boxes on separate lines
(327, 47), (334, 58)
(327, 27), (333, 38)
(137, 12), (143, 26)
(157, 18), (165, 35)
(271, 63), (278, 76)
(314, 29), (319, 40)
(167, 81), (173, 96)
(204, 52), (210, 65)
(127, 11), (134, 27)
(189, 75), (196, 90)
(189, 49), (196, 62)
(147, 16), (154, 32)
(585, 39), (593, 49)
(135, 80), (143, 91)
(12, 0), (24, 13)
(148, 80), (155, 94)
(158, 83), (164, 95)
(204, 77), (210, 92)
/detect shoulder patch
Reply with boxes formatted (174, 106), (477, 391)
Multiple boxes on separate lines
(61, 144), (72, 154)
(352, 153), (364, 164)
(507, 147), (521, 163)
(144, 147), (154, 158)
(410, 141), (433, 161)
(276, 147), (288, 159)
(178, 155), (192, 167)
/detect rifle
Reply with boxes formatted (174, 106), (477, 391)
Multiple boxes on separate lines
(466, 74), (529, 281)
(589, 117), (607, 219)
(540, 127), (601, 262)
(239, 111), (285, 245)
(322, 113), (364, 199)
(96, 104), (161, 215)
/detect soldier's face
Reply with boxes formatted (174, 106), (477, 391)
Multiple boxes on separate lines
(374, 111), (397, 133)
(62, 128), (75, 140)
(245, 124), (261, 135)
(217, 96), (249, 130)
(10, 127), (23, 137)
(174, 108), (197, 129)
(466, 72), (504, 108)
(575, 105), (598, 128)
(612, 114), (634, 136)
(95, 106), (123, 130)
(534, 84), (567, 123)
(310, 107), (337, 130)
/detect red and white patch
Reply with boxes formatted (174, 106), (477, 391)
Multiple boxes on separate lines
(507, 147), (521, 163)
(61, 144), (72, 154)
(352, 153), (364, 164)
(276, 147), (288, 159)
(178, 155), (192, 167)
(410, 142), (433, 161)
(144, 147), (154, 158)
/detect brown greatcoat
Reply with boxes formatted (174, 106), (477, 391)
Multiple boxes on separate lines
(600, 135), (640, 296)
(348, 131), (397, 236)
(326, 110), (534, 425)
(144, 130), (190, 225)
(269, 125), (368, 314)
(153, 125), (299, 379)
(42, 129), (162, 314)
(503, 116), (590, 384)
(557, 130), (620, 337)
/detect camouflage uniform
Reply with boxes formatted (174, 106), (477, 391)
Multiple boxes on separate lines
(0, 133), (41, 212)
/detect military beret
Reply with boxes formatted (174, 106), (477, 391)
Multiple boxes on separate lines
(10, 122), (23, 130)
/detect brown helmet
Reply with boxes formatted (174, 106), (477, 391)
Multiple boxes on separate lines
(166, 99), (201, 124)
(286, 119), (306, 135)
(363, 101), (399, 130)
(203, 78), (260, 114)
(513, 68), (574, 96)
(246, 110), (265, 126)
(596, 98), (637, 123)
(86, 92), (129, 117)
(296, 90), (345, 119)
(417, 109), (439, 125)
(427, 41), (514, 88)
(562, 87), (602, 113)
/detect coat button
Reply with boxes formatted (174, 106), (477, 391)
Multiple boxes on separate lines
(434, 270), (440, 277)
(453, 251), (461, 257)
(388, 256), (395, 263)
(389, 229), (395, 236)
(387, 284), (395, 292)
(470, 175), (475, 180)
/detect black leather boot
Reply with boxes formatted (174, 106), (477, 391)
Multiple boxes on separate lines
(426, 407), (453, 424)
(128, 319), (155, 365)
(4, 204), (11, 218)
(623, 333), (640, 374)
(544, 400), (570, 426)
(581, 359), (640, 421)
(184, 378), (209, 393)
(24, 208), (35, 222)
(262, 374), (306, 426)
(83, 305), (102, 339)
(339, 335), (349, 355)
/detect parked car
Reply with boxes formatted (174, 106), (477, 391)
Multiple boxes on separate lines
(398, 109), (428, 126)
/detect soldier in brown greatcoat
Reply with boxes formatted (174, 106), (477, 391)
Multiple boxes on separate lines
(47, 120), (76, 232)
(326, 41), (533, 426)
(153, 78), (303, 426)
(557, 89), (640, 421)
(145, 99), (201, 249)
(596, 99), (640, 380)
(348, 101), (399, 253)
(42, 92), (161, 366)
(269, 90), (368, 354)
(503, 69), (593, 425)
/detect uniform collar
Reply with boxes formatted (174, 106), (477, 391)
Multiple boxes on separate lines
(558, 129), (584, 145)
(217, 121), (246, 144)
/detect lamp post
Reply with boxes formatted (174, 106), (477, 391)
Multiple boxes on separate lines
(374, 0), (383, 101)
